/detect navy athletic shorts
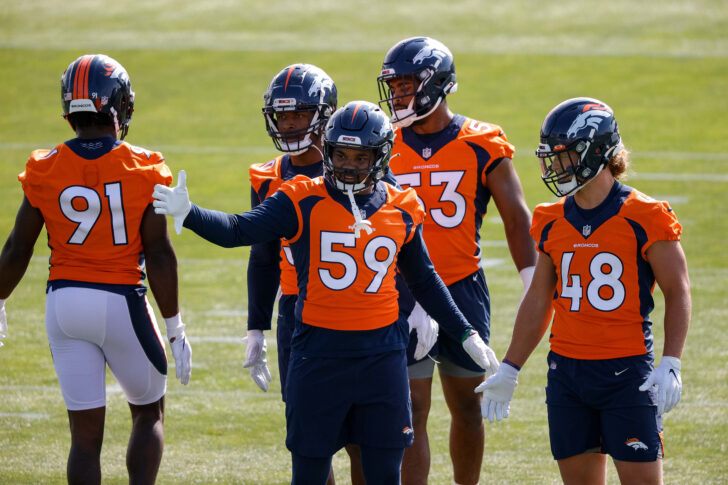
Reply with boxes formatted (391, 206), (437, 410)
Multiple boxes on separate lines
(546, 351), (663, 462)
(285, 349), (413, 457)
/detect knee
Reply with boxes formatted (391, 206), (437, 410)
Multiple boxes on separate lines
(450, 398), (484, 427)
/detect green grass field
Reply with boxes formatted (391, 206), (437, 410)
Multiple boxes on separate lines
(1, 1), (727, 483)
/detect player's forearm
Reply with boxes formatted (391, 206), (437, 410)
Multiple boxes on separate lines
(184, 204), (255, 247)
(661, 282), (691, 359)
(503, 214), (537, 272)
(246, 257), (281, 331)
(503, 294), (553, 368)
(145, 248), (180, 318)
(0, 239), (34, 299)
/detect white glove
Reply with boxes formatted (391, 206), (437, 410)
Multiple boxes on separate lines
(165, 314), (192, 385)
(639, 356), (682, 415)
(475, 361), (519, 423)
(0, 298), (7, 348)
(242, 329), (272, 392)
(408, 302), (438, 361)
(153, 170), (191, 235)
(461, 331), (499, 376)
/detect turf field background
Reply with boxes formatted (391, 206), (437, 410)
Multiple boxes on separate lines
(1, 1), (726, 483)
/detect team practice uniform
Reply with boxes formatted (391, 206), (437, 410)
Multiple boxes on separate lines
(390, 114), (515, 372)
(248, 156), (406, 399)
(248, 154), (322, 398)
(531, 181), (682, 461)
(18, 137), (173, 410)
(182, 176), (477, 456)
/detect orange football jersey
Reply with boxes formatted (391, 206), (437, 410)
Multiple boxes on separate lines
(249, 155), (309, 296)
(279, 177), (425, 330)
(531, 183), (682, 359)
(389, 115), (515, 285)
(18, 140), (172, 285)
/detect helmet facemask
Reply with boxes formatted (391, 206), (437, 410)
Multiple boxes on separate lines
(323, 141), (391, 194)
(263, 104), (328, 155)
(537, 138), (621, 197)
(377, 68), (456, 128)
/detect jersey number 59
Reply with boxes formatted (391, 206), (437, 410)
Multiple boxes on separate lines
(318, 231), (397, 293)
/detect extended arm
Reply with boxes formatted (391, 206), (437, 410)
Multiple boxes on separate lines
(153, 170), (298, 247)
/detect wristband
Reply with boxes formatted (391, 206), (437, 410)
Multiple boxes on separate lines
(164, 313), (185, 341)
(519, 266), (535, 290)
(502, 358), (521, 371)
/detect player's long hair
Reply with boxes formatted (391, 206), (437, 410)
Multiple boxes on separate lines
(608, 146), (630, 179)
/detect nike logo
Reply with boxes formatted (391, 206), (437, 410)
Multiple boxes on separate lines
(614, 368), (629, 376)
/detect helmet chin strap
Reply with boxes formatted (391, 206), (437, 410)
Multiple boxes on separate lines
(392, 96), (443, 128)
(346, 186), (373, 238)
(559, 164), (606, 196)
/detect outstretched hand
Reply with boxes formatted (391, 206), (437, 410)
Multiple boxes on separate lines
(153, 170), (191, 234)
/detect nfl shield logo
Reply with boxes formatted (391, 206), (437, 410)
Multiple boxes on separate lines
(422, 147), (432, 159)
(582, 225), (592, 237)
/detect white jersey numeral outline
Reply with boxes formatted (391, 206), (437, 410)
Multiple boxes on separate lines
(560, 251), (626, 312)
(59, 182), (128, 245)
(318, 231), (397, 293)
(394, 170), (467, 228)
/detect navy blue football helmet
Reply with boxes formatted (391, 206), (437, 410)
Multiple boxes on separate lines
(377, 37), (458, 128)
(536, 97), (623, 197)
(262, 64), (337, 155)
(323, 101), (394, 193)
(61, 54), (135, 139)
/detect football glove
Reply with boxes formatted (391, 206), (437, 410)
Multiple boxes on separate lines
(242, 329), (272, 392)
(164, 314), (192, 385)
(461, 331), (499, 376)
(153, 170), (191, 235)
(408, 302), (438, 361)
(475, 361), (519, 423)
(0, 299), (7, 348)
(639, 356), (682, 415)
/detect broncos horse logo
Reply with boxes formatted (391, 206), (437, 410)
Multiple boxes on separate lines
(413, 45), (447, 68)
(625, 438), (649, 451)
(307, 71), (334, 101)
(566, 109), (611, 138)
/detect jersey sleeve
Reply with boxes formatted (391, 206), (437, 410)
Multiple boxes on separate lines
(638, 200), (682, 256)
(474, 122), (516, 178)
(18, 148), (56, 208)
(529, 203), (558, 254)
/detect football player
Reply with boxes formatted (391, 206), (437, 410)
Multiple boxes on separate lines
(479, 98), (690, 485)
(153, 101), (500, 485)
(246, 63), (367, 485)
(377, 36), (537, 485)
(245, 63), (337, 398)
(0, 54), (190, 484)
